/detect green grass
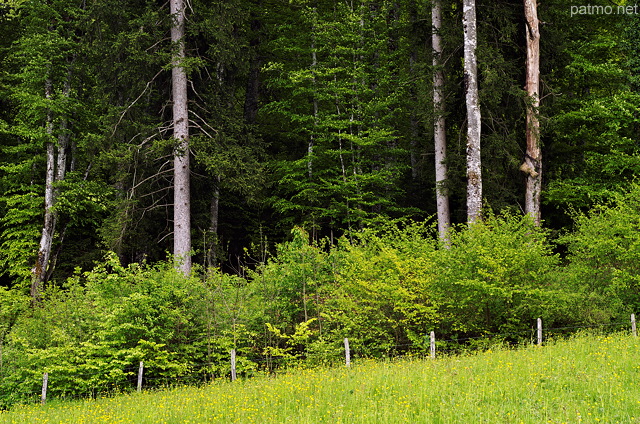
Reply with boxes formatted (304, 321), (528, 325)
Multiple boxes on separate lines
(2, 331), (640, 423)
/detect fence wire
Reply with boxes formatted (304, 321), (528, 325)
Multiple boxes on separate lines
(12, 317), (639, 407)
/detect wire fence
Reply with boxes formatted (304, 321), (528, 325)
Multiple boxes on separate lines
(15, 314), (640, 407)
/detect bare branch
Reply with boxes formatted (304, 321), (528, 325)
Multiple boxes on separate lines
(129, 160), (173, 192)
(111, 70), (164, 137)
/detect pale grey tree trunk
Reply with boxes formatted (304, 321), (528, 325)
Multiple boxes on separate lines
(31, 75), (70, 302)
(31, 137), (55, 301)
(171, 0), (191, 274)
(432, 0), (450, 239)
(523, 0), (541, 225)
(463, 0), (482, 223)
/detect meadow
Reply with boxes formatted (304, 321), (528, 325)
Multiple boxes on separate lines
(1, 331), (639, 424)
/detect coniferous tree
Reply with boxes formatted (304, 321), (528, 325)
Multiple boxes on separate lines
(263, 0), (413, 236)
(170, 0), (191, 274)
(543, 0), (640, 215)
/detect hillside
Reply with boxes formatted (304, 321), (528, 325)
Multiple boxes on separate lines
(2, 331), (638, 423)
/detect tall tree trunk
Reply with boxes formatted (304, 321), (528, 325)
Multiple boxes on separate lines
(207, 176), (220, 269)
(463, 0), (482, 223)
(409, 50), (419, 181)
(432, 0), (450, 239)
(310, 35), (318, 179)
(523, 0), (541, 225)
(244, 9), (261, 125)
(31, 111), (55, 302)
(31, 72), (71, 302)
(171, 0), (191, 274)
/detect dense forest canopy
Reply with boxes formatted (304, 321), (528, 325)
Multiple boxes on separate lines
(0, 0), (640, 406)
(0, 0), (637, 283)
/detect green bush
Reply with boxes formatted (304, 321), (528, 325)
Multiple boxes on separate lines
(559, 183), (640, 320)
(255, 216), (587, 359)
(3, 203), (635, 407)
(0, 254), (259, 407)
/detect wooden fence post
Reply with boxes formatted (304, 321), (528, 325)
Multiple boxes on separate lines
(430, 331), (436, 359)
(230, 349), (237, 381)
(632, 314), (637, 337)
(537, 318), (543, 346)
(41, 372), (48, 405)
(344, 338), (351, 367)
(137, 361), (144, 392)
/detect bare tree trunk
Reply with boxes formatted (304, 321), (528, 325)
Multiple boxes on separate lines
(31, 136), (55, 302)
(244, 11), (261, 125)
(207, 176), (220, 269)
(45, 79), (71, 283)
(56, 74), (71, 184)
(171, 0), (191, 274)
(309, 33), (318, 179)
(432, 0), (450, 239)
(463, 0), (482, 223)
(522, 0), (541, 225)
(32, 74), (70, 302)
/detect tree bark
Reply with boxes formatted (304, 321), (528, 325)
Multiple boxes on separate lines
(463, 0), (482, 223)
(171, 0), (191, 274)
(432, 0), (450, 239)
(31, 73), (70, 302)
(207, 176), (220, 269)
(309, 30), (318, 179)
(244, 11), (261, 125)
(31, 136), (55, 302)
(523, 0), (541, 225)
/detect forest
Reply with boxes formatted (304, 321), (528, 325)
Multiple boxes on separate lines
(0, 0), (639, 406)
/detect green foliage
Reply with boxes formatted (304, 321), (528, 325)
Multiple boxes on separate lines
(432, 213), (571, 340)
(2, 206), (639, 407)
(263, 318), (316, 363)
(250, 216), (589, 359)
(0, 187), (40, 287)
(317, 221), (440, 356)
(262, 0), (415, 232)
(2, 0), (640, 410)
(314, 215), (578, 354)
(559, 183), (640, 319)
(0, 254), (260, 406)
(53, 177), (114, 228)
(544, 1), (640, 211)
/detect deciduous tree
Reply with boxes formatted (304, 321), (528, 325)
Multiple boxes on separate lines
(432, 0), (450, 239)
(463, 0), (482, 223)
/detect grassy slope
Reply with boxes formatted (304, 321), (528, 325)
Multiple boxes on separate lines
(1, 332), (639, 423)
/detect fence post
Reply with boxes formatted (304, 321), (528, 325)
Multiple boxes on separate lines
(430, 331), (436, 359)
(230, 349), (237, 381)
(41, 372), (48, 405)
(632, 314), (637, 337)
(137, 361), (144, 392)
(344, 338), (351, 367)
(537, 318), (543, 346)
